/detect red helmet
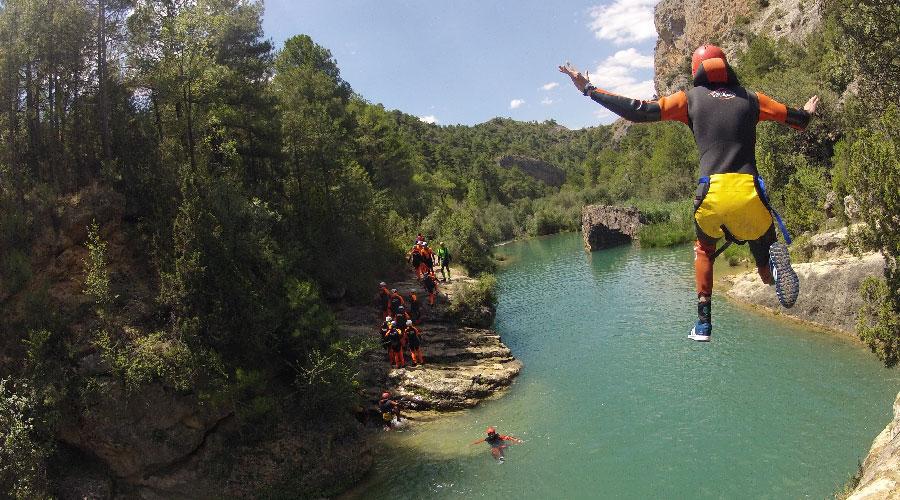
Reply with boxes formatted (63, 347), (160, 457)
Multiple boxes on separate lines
(486, 426), (496, 434)
(381, 392), (390, 399)
(691, 45), (727, 75)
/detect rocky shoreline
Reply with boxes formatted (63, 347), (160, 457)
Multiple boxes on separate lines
(334, 272), (522, 418)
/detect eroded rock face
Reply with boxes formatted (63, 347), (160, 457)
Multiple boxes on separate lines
(725, 252), (886, 335)
(848, 392), (900, 500)
(57, 382), (232, 481)
(653, 0), (823, 96)
(497, 155), (566, 187)
(582, 205), (645, 251)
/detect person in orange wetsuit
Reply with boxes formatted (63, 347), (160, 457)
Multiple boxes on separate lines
(389, 288), (405, 317)
(420, 242), (436, 273)
(471, 427), (524, 462)
(378, 282), (391, 317)
(380, 316), (392, 351)
(386, 321), (405, 368)
(408, 292), (422, 324)
(394, 305), (411, 327)
(404, 320), (424, 365)
(409, 244), (424, 278)
(560, 45), (817, 342)
(422, 271), (439, 306)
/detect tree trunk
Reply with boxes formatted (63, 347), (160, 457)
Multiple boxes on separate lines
(97, 0), (111, 162)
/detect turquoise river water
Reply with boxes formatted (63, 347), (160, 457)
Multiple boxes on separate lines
(349, 233), (899, 499)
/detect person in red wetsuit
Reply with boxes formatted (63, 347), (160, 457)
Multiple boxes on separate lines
(560, 45), (818, 342)
(471, 427), (524, 461)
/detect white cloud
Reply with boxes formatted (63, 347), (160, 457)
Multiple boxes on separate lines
(541, 97), (554, 105)
(588, 0), (660, 44)
(589, 48), (656, 99)
(418, 115), (438, 124)
(541, 82), (559, 91)
(509, 99), (525, 109)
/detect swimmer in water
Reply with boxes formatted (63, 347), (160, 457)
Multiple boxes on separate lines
(471, 427), (523, 461)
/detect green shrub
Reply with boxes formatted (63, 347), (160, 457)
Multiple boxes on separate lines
(636, 201), (695, 248)
(0, 378), (51, 499)
(857, 278), (899, 367)
(448, 274), (497, 325)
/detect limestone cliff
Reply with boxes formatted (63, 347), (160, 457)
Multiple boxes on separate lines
(848, 392), (900, 500)
(497, 155), (566, 187)
(653, 0), (824, 95)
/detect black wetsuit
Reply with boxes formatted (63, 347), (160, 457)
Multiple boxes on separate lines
(584, 57), (811, 260)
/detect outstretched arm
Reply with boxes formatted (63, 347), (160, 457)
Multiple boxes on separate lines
(501, 435), (524, 444)
(471, 438), (485, 445)
(757, 93), (818, 130)
(559, 62), (688, 124)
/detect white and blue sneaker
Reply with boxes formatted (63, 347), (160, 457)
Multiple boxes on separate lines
(689, 320), (711, 342)
(769, 242), (799, 308)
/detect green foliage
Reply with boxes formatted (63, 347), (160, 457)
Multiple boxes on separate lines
(637, 202), (696, 248)
(856, 278), (899, 367)
(448, 274), (498, 323)
(833, 106), (899, 366)
(95, 330), (207, 393)
(0, 378), (51, 499)
(291, 338), (374, 419)
(781, 162), (829, 234)
(83, 221), (112, 315)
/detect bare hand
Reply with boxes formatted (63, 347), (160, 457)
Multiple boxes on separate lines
(558, 61), (591, 92)
(803, 95), (819, 114)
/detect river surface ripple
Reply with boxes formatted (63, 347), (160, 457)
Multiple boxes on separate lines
(350, 233), (899, 499)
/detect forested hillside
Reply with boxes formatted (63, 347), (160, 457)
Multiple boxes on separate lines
(0, 0), (896, 496)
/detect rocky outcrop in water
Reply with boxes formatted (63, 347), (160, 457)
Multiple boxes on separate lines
(848, 392), (900, 499)
(497, 155), (566, 187)
(653, 0), (824, 95)
(582, 205), (645, 251)
(336, 274), (521, 415)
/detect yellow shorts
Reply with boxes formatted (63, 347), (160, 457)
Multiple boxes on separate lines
(694, 173), (773, 241)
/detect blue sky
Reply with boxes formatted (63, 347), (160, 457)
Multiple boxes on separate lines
(262, 0), (661, 129)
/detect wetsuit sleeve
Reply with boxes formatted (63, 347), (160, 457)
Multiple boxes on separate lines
(756, 92), (811, 130)
(586, 89), (689, 124)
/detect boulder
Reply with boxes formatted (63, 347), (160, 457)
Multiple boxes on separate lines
(582, 205), (645, 251)
(496, 155), (566, 187)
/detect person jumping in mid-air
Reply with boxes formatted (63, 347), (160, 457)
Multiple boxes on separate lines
(560, 45), (818, 342)
(471, 427), (523, 462)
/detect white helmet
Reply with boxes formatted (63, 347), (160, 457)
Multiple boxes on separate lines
(385, 316), (392, 322)
(379, 281), (387, 287)
(406, 320), (413, 326)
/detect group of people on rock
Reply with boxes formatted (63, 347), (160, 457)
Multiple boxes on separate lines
(375, 234), (454, 371)
(378, 283), (426, 368)
(376, 236), (524, 459)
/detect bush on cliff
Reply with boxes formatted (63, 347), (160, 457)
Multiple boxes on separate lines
(449, 274), (498, 327)
(0, 378), (52, 498)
